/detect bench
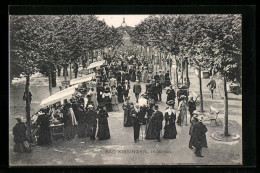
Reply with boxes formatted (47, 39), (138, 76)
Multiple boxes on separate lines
(207, 106), (219, 127)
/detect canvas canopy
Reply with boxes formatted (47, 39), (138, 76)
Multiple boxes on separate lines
(40, 84), (78, 107)
(70, 73), (95, 85)
(87, 60), (106, 69)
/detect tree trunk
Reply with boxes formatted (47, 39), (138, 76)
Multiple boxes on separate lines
(181, 56), (184, 85)
(185, 58), (189, 84)
(25, 74), (32, 142)
(69, 62), (72, 80)
(64, 65), (67, 81)
(48, 69), (53, 95)
(198, 66), (204, 112)
(175, 55), (178, 87)
(223, 76), (230, 136)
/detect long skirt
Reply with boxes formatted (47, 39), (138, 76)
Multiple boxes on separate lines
(104, 96), (113, 112)
(124, 110), (133, 127)
(118, 92), (124, 103)
(112, 104), (119, 111)
(163, 123), (177, 139)
(64, 124), (74, 140)
(97, 118), (110, 140)
(38, 126), (52, 145)
(145, 121), (157, 140)
(177, 109), (188, 126)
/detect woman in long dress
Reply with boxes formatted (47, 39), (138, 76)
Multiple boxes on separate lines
(36, 108), (52, 145)
(177, 95), (188, 126)
(97, 105), (110, 140)
(163, 101), (177, 139)
(122, 97), (133, 127)
(111, 86), (119, 111)
(88, 88), (98, 109)
(142, 68), (148, 83)
(62, 103), (75, 140)
(102, 87), (113, 112)
(116, 83), (124, 103)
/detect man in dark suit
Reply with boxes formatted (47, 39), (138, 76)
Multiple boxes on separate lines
(130, 104), (142, 142)
(123, 80), (130, 101)
(156, 82), (162, 102)
(154, 72), (160, 83)
(150, 105), (164, 142)
(133, 80), (142, 103)
(206, 76), (216, 99)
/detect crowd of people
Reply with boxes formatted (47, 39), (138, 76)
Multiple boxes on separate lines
(12, 54), (208, 157)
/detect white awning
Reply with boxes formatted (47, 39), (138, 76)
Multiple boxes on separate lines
(87, 60), (106, 70)
(70, 73), (95, 85)
(40, 84), (78, 107)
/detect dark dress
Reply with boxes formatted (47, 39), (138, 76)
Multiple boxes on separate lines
(117, 85), (124, 103)
(165, 72), (171, 86)
(97, 109), (110, 140)
(131, 70), (136, 82)
(163, 110), (177, 139)
(145, 110), (163, 140)
(13, 121), (29, 152)
(96, 85), (104, 105)
(86, 110), (98, 139)
(77, 106), (87, 138)
(103, 92), (113, 112)
(36, 114), (52, 145)
(122, 101), (133, 127)
(62, 109), (75, 140)
(166, 89), (176, 102)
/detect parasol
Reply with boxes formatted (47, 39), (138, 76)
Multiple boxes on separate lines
(40, 84), (78, 107)
(70, 73), (95, 85)
(87, 60), (106, 70)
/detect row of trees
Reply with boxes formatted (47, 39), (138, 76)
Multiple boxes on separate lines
(10, 15), (124, 139)
(130, 14), (242, 136)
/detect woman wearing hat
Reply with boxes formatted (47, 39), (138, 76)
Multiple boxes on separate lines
(177, 95), (188, 126)
(62, 103), (75, 140)
(36, 108), (52, 145)
(102, 86), (113, 112)
(165, 70), (171, 87)
(13, 115), (31, 152)
(76, 102), (87, 138)
(111, 85), (119, 111)
(97, 105), (110, 140)
(189, 113), (208, 157)
(163, 100), (177, 139)
(122, 97), (134, 127)
(116, 83), (124, 103)
(142, 67), (148, 83)
(85, 104), (98, 140)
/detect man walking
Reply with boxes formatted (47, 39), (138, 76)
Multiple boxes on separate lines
(123, 80), (130, 101)
(207, 76), (216, 99)
(133, 80), (142, 103)
(131, 104), (142, 143)
(190, 114), (208, 157)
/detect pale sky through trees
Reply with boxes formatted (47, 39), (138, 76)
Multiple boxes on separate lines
(96, 15), (150, 28)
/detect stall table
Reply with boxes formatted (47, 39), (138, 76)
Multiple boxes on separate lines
(50, 123), (64, 141)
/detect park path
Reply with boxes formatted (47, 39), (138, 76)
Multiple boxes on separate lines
(9, 66), (242, 166)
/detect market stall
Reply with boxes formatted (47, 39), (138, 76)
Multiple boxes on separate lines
(40, 84), (79, 107)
